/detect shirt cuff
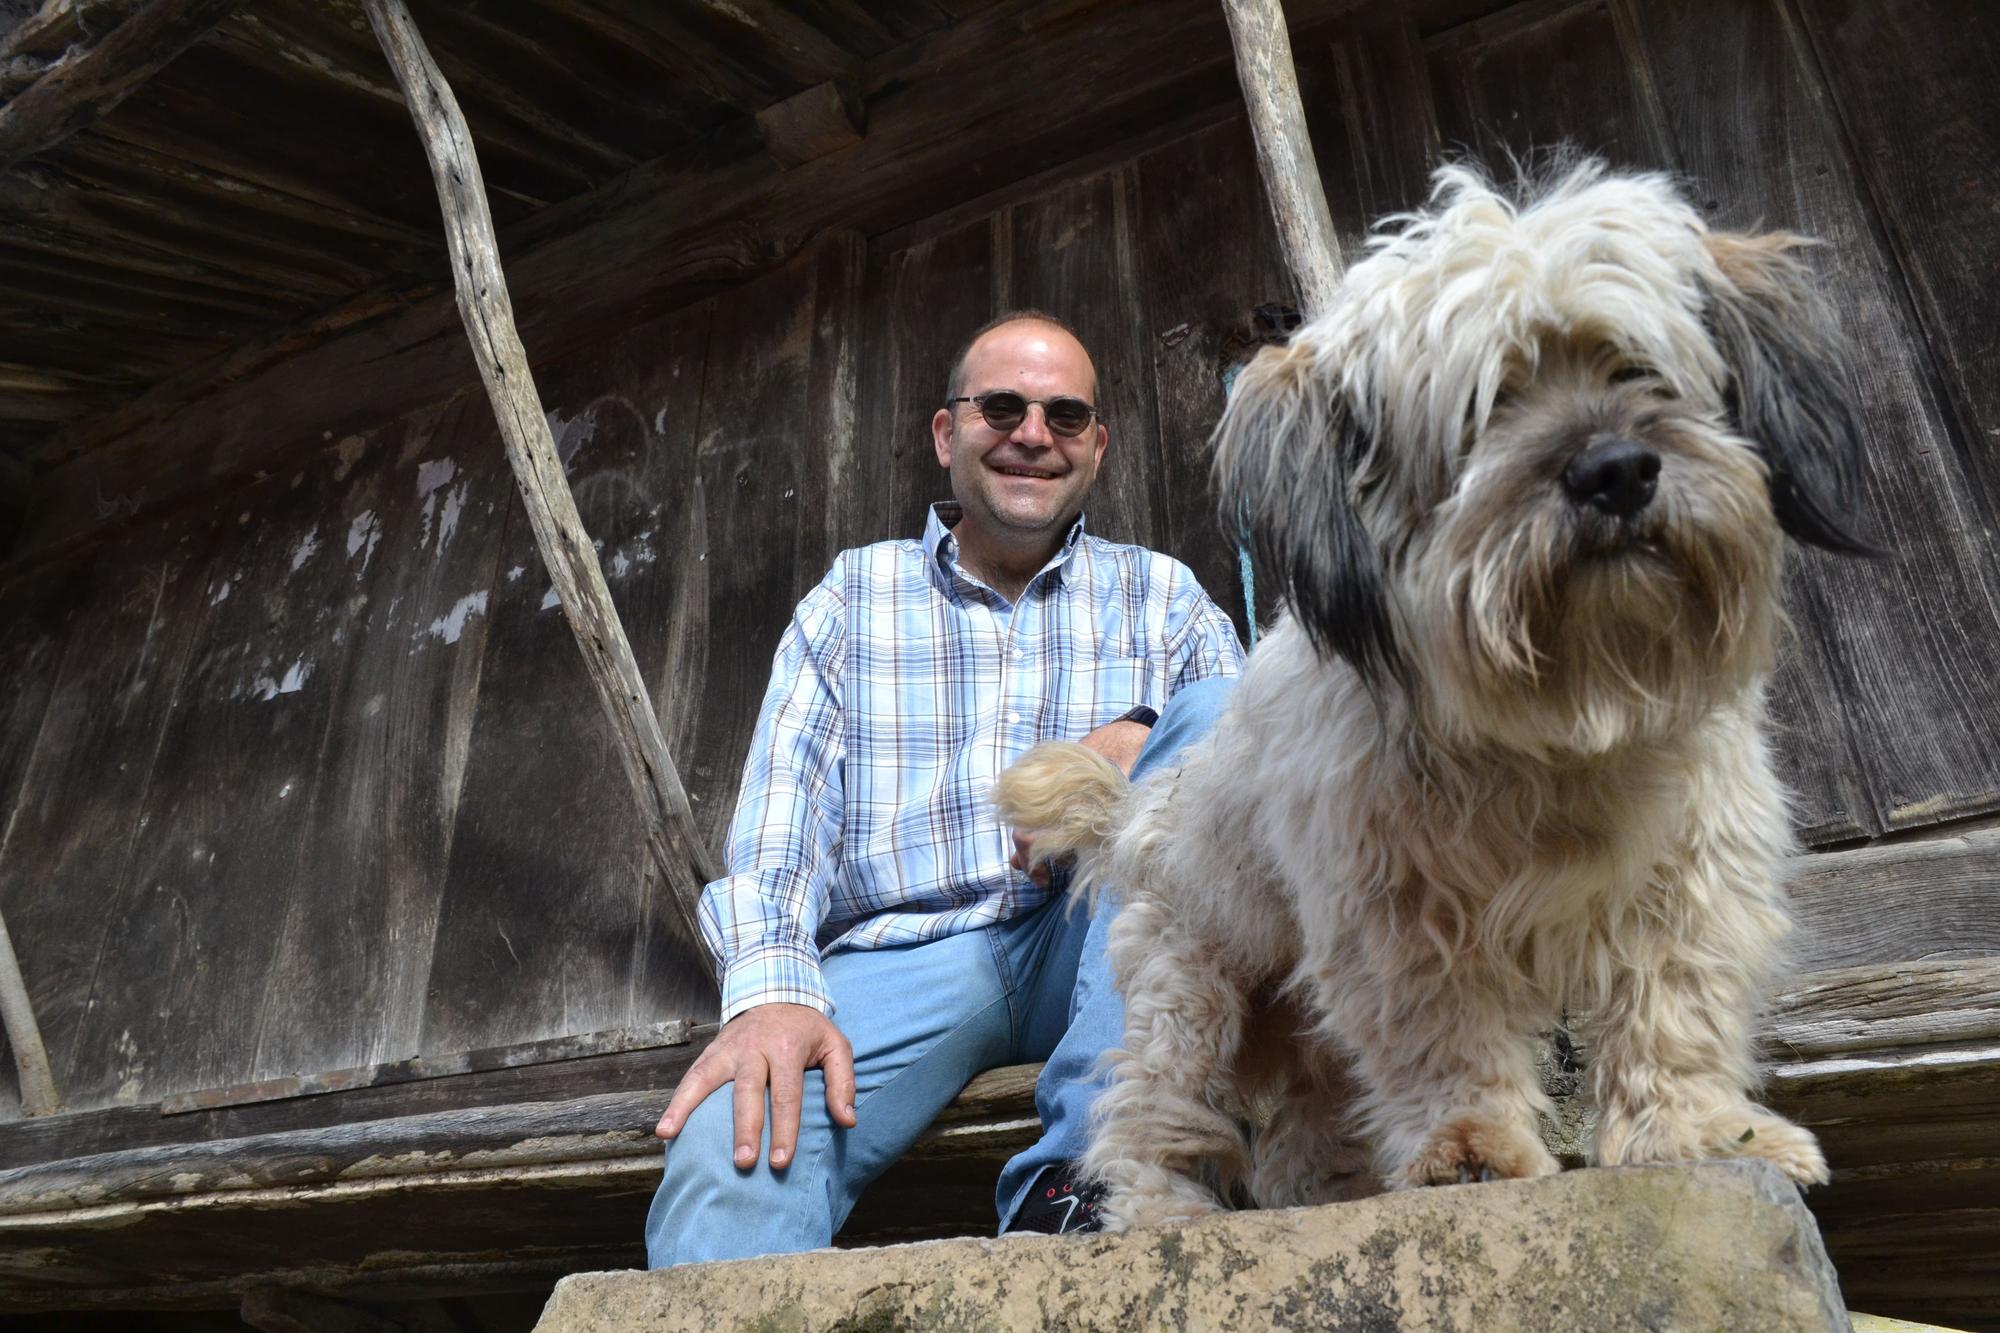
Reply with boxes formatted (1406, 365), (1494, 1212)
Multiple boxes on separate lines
(718, 941), (833, 1023)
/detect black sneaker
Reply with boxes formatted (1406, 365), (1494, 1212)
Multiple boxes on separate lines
(1003, 1164), (1106, 1235)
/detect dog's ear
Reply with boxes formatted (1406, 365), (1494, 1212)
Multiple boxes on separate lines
(1701, 232), (1880, 555)
(1213, 339), (1403, 683)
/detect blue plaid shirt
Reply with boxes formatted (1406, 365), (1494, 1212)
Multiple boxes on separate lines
(698, 502), (1244, 1021)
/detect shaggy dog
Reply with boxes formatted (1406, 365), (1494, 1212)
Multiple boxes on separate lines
(994, 160), (1870, 1230)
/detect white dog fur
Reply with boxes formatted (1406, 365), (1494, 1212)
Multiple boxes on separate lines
(995, 159), (1869, 1230)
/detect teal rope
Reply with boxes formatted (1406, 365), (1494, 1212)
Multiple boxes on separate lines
(1220, 363), (1257, 649)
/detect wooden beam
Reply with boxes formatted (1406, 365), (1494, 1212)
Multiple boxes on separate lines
(0, 959), (1992, 1310)
(240, 1288), (401, 1333)
(1219, 0), (1344, 315)
(0, 0), (243, 176)
(755, 78), (866, 169)
(20, 0), (1384, 564)
(359, 0), (718, 947)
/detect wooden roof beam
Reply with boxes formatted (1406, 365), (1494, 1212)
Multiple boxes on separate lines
(0, 0), (242, 176)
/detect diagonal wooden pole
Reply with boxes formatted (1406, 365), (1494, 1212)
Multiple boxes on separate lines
(362, 0), (718, 947)
(1219, 0), (1344, 316)
(0, 907), (59, 1115)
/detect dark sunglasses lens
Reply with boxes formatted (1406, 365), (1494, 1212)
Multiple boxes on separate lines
(977, 392), (1026, 430)
(1045, 399), (1094, 436)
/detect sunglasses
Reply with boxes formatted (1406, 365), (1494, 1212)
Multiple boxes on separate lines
(945, 391), (1101, 438)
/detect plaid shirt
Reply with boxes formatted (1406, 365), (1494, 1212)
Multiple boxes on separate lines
(699, 502), (1244, 1021)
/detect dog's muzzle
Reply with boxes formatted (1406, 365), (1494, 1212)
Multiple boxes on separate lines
(1563, 436), (1661, 518)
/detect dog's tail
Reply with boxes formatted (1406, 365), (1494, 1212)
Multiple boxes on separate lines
(992, 741), (1129, 884)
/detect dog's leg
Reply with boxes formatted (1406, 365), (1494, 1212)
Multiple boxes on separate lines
(1583, 812), (1828, 1185)
(1319, 952), (1560, 1190)
(1246, 1038), (1377, 1209)
(1082, 898), (1252, 1230)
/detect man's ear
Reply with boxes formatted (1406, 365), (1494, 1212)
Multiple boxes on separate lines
(931, 407), (955, 469)
(1701, 231), (1880, 556)
(1212, 339), (1402, 684)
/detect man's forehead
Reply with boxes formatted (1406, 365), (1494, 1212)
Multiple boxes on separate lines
(963, 321), (1095, 385)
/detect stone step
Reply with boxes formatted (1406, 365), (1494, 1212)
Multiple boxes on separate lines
(536, 1159), (1851, 1332)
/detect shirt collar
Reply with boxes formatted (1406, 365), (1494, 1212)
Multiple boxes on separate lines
(925, 502), (1088, 591)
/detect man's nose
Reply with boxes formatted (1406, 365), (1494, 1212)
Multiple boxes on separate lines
(1011, 403), (1054, 445)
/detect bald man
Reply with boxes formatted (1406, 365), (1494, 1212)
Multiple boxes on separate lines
(647, 312), (1242, 1262)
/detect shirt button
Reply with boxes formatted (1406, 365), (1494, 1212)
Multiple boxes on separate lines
(1008, 711), (1021, 725)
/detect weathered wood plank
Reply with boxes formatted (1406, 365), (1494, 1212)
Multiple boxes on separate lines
(1132, 113), (1293, 638)
(0, 514), (216, 1116)
(755, 79), (865, 170)
(415, 304), (719, 1055)
(54, 462), (367, 1109)
(241, 404), (513, 1087)
(1787, 826), (2000, 971)
(0, 0), (241, 174)
(366, 0), (714, 966)
(1794, 0), (2000, 547)
(1001, 162), (1164, 551)
(853, 216), (994, 551)
(794, 231), (869, 587)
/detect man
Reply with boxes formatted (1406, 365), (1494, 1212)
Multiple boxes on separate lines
(647, 311), (1242, 1264)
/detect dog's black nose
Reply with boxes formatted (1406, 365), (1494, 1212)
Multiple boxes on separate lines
(1562, 437), (1661, 517)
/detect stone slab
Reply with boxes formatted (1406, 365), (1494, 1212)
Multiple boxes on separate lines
(536, 1160), (1851, 1332)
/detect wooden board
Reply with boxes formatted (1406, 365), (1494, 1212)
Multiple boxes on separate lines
(852, 214), (995, 549)
(0, 512), (218, 1114)
(1131, 112), (1294, 637)
(998, 163), (1165, 551)
(243, 401), (513, 1083)
(55, 455), (384, 1108)
(417, 301), (721, 1056)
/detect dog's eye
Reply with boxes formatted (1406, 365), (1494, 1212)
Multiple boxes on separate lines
(1610, 365), (1655, 384)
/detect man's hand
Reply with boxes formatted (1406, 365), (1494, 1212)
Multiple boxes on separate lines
(654, 1003), (857, 1170)
(1008, 717), (1152, 886)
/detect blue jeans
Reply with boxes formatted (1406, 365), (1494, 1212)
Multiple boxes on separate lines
(644, 677), (1232, 1266)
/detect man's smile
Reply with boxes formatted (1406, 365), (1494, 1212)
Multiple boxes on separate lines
(992, 463), (1063, 479)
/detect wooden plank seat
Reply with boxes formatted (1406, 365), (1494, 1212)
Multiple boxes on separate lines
(0, 832), (1993, 1320)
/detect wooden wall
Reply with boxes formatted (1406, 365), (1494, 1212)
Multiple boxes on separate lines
(0, 0), (1994, 1121)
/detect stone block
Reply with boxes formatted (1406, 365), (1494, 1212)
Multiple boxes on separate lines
(537, 1160), (1850, 1331)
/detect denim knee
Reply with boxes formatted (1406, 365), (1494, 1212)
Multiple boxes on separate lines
(645, 1082), (834, 1268)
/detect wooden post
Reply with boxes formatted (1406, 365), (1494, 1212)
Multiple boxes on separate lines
(1219, 0), (1344, 316)
(362, 0), (718, 945)
(0, 908), (58, 1115)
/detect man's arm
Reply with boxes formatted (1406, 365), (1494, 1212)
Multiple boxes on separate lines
(657, 573), (856, 1166)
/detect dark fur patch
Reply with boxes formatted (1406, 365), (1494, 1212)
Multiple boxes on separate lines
(1701, 255), (1881, 556)
(1213, 351), (1404, 683)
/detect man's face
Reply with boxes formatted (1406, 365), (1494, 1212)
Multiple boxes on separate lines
(930, 321), (1108, 554)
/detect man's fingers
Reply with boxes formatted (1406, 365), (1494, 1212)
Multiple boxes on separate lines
(767, 1061), (806, 1169)
(655, 1058), (729, 1140)
(731, 1055), (770, 1168)
(822, 1035), (858, 1128)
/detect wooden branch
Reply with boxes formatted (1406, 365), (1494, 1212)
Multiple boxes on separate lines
(0, 0), (242, 175)
(0, 908), (57, 1116)
(360, 0), (718, 944)
(1220, 0), (1344, 316)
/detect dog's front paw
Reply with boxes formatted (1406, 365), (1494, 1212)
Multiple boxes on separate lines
(1731, 1113), (1830, 1186)
(1396, 1114), (1559, 1188)
(1095, 1163), (1227, 1232)
(1597, 1103), (1829, 1186)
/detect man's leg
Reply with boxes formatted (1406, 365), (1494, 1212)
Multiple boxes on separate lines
(647, 926), (1016, 1266)
(994, 676), (1237, 1229)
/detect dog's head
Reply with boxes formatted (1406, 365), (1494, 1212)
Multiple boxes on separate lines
(1215, 159), (1873, 756)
